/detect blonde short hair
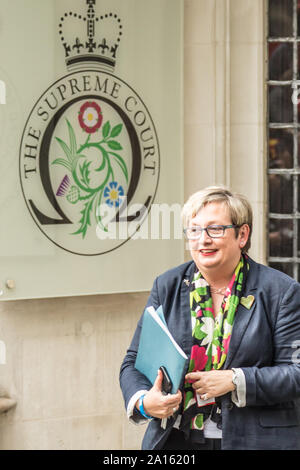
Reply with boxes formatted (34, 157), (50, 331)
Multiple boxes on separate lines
(182, 186), (253, 252)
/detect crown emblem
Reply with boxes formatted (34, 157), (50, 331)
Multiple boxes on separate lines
(59, 0), (122, 72)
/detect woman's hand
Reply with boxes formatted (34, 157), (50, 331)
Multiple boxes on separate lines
(136, 369), (182, 419)
(185, 369), (235, 401)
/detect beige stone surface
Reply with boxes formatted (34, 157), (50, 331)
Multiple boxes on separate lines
(0, 292), (149, 449)
(184, 0), (265, 262)
(184, 44), (216, 126)
(230, 0), (264, 44)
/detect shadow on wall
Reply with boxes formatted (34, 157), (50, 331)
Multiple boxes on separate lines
(0, 340), (6, 365)
(0, 80), (6, 104)
(0, 340), (17, 414)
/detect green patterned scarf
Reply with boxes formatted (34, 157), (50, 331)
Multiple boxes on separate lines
(180, 254), (249, 441)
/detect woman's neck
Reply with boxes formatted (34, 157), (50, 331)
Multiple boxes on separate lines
(203, 273), (232, 289)
(199, 261), (239, 289)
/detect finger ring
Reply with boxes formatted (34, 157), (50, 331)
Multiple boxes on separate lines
(202, 394), (208, 400)
(172, 407), (177, 413)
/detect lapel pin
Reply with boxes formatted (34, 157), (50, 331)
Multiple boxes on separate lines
(183, 279), (190, 287)
(240, 295), (255, 310)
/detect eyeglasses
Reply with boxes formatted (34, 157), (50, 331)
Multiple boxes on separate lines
(183, 224), (240, 240)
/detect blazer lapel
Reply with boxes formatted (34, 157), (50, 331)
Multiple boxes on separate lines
(179, 262), (195, 356)
(224, 288), (256, 368)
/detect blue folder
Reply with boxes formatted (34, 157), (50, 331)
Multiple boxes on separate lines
(135, 305), (188, 394)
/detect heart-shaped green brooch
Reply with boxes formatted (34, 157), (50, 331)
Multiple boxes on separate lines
(240, 295), (255, 310)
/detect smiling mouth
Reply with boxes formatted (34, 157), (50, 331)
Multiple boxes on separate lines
(199, 249), (218, 256)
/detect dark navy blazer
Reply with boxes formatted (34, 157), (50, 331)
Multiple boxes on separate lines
(120, 258), (300, 450)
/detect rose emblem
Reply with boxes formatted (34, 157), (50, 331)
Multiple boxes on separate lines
(78, 101), (103, 134)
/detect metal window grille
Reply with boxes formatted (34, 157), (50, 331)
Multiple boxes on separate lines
(267, 0), (300, 281)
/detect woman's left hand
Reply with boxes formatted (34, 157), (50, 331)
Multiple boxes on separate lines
(185, 369), (235, 400)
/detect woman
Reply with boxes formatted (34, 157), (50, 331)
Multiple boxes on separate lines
(120, 186), (300, 450)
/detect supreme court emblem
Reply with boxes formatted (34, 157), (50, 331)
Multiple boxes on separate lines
(19, 0), (159, 256)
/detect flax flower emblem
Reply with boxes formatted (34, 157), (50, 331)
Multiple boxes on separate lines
(104, 181), (124, 207)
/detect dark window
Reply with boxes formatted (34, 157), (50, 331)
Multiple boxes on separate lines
(268, 0), (299, 280)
